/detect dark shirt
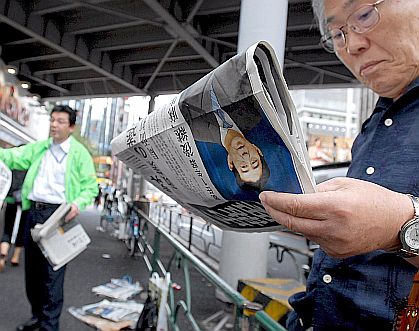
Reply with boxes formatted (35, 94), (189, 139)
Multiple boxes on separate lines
(287, 78), (419, 331)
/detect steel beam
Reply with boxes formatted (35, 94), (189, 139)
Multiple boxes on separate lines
(0, 1), (143, 93)
(69, 21), (149, 35)
(11, 53), (67, 63)
(19, 64), (70, 94)
(33, 65), (88, 76)
(144, 40), (178, 91)
(32, 0), (111, 15)
(142, 0), (219, 68)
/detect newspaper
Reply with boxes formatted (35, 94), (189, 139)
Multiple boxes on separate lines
(111, 41), (316, 232)
(68, 300), (144, 331)
(31, 203), (91, 270)
(92, 277), (142, 300)
(79, 299), (143, 323)
(0, 159), (12, 208)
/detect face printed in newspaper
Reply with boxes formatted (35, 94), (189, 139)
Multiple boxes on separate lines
(226, 133), (263, 183)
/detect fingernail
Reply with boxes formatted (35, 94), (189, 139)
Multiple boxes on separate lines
(259, 192), (266, 203)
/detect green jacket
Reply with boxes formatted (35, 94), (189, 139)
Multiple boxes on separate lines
(0, 136), (98, 211)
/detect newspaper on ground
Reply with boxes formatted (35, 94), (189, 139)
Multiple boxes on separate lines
(31, 203), (91, 270)
(92, 277), (142, 300)
(81, 299), (143, 323)
(0, 159), (12, 209)
(111, 41), (316, 232)
(68, 300), (144, 331)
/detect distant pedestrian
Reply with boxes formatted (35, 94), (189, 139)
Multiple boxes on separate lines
(0, 169), (27, 272)
(0, 105), (98, 331)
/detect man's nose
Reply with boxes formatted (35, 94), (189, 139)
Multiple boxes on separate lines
(345, 30), (369, 55)
(239, 150), (249, 158)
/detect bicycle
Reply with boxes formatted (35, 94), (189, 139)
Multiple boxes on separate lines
(124, 203), (140, 256)
(98, 190), (123, 237)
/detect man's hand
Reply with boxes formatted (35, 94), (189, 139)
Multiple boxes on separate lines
(259, 177), (414, 259)
(64, 203), (80, 222)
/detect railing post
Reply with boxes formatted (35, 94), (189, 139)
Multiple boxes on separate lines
(188, 216), (193, 251)
(152, 228), (161, 273)
(169, 210), (172, 234)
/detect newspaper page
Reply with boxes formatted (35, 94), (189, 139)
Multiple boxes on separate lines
(31, 203), (91, 270)
(0, 159), (12, 208)
(111, 41), (315, 232)
(92, 278), (142, 300)
(80, 299), (144, 323)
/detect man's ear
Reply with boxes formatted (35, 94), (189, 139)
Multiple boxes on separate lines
(227, 154), (234, 171)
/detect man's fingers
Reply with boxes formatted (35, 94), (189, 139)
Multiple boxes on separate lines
(259, 191), (334, 219)
(64, 205), (79, 222)
(65, 211), (76, 222)
(316, 177), (354, 192)
(261, 201), (326, 238)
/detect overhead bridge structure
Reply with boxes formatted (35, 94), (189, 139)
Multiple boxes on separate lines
(0, 0), (359, 100)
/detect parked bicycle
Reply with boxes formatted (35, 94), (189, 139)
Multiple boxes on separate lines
(124, 203), (140, 256)
(98, 189), (124, 236)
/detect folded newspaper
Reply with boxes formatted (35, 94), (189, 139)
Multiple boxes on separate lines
(111, 41), (316, 232)
(78, 299), (143, 324)
(92, 277), (142, 300)
(68, 301), (140, 330)
(0, 160), (12, 209)
(31, 203), (91, 270)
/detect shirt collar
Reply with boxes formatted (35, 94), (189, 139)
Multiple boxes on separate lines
(376, 77), (419, 111)
(51, 137), (71, 154)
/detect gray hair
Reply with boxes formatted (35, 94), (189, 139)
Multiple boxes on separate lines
(312, 0), (327, 36)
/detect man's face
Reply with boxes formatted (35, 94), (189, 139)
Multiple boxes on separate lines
(227, 136), (263, 183)
(324, 0), (419, 98)
(49, 111), (74, 143)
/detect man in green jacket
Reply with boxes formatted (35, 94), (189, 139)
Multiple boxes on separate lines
(0, 105), (98, 331)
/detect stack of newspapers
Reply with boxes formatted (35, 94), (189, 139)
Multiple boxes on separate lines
(31, 203), (91, 270)
(69, 299), (144, 325)
(92, 277), (142, 300)
(111, 41), (316, 232)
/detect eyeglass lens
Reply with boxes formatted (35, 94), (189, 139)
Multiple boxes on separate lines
(322, 3), (381, 52)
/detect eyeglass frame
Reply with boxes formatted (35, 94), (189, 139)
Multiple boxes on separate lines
(49, 117), (70, 125)
(320, 0), (386, 53)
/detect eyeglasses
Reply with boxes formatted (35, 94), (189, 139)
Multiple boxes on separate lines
(49, 118), (69, 125)
(320, 0), (385, 53)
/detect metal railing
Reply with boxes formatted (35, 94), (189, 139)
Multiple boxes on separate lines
(135, 207), (288, 331)
(150, 203), (222, 259)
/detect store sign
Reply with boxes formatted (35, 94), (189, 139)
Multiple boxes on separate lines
(0, 78), (30, 127)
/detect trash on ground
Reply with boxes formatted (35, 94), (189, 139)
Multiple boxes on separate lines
(171, 283), (181, 290)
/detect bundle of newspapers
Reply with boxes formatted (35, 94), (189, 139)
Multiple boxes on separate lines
(31, 203), (91, 270)
(111, 41), (316, 232)
(92, 277), (142, 300)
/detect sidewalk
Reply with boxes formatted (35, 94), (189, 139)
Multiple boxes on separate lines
(0, 207), (225, 331)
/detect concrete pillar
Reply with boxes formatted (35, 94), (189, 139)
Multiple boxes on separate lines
(237, 0), (289, 68)
(218, 0), (289, 298)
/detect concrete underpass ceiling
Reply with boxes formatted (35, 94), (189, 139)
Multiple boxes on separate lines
(0, 0), (359, 100)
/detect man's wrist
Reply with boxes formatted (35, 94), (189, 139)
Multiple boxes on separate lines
(388, 194), (419, 258)
(386, 194), (413, 251)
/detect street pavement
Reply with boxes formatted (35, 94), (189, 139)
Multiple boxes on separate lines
(0, 207), (226, 331)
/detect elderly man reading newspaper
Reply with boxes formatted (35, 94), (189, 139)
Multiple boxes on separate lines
(260, 1), (419, 330)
